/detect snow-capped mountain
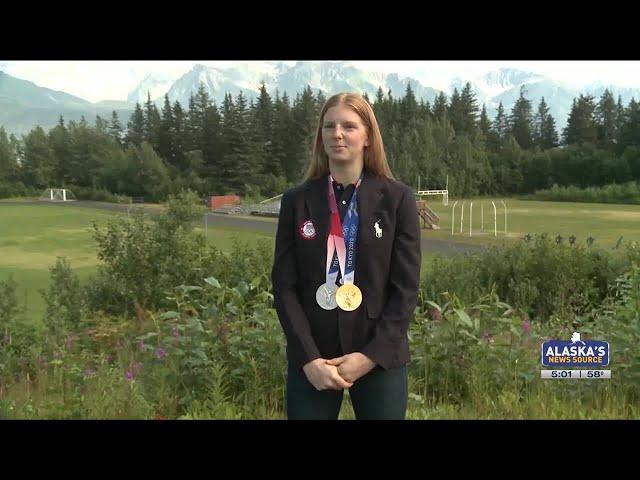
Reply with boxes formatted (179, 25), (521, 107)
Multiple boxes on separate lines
(163, 63), (279, 107)
(450, 69), (545, 106)
(127, 72), (182, 104)
(448, 68), (640, 129)
(3, 62), (640, 136)
(132, 61), (442, 109)
(489, 78), (578, 128)
(585, 83), (640, 103)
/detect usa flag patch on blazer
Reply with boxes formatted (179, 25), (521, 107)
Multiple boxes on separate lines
(299, 219), (316, 240)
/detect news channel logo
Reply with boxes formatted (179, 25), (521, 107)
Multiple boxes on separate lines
(540, 332), (611, 379)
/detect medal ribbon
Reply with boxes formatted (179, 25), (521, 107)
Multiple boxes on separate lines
(326, 173), (362, 286)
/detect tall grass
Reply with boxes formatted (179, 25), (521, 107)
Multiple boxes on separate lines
(524, 182), (640, 204)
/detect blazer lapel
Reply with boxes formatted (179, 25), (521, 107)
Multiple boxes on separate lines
(356, 168), (383, 246)
(304, 174), (330, 247)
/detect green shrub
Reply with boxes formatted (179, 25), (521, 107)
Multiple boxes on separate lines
(422, 234), (627, 322)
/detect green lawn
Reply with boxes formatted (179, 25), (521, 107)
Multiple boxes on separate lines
(423, 197), (640, 249)
(4, 198), (640, 323)
(0, 204), (119, 323)
(0, 204), (276, 322)
(195, 224), (274, 252)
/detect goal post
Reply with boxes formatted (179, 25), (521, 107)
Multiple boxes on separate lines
(416, 175), (449, 205)
(39, 188), (77, 202)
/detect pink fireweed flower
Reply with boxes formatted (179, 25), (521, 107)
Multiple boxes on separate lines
(155, 347), (167, 360)
(132, 362), (143, 375)
(171, 325), (181, 338)
(522, 320), (531, 334)
(125, 371), (134, 382)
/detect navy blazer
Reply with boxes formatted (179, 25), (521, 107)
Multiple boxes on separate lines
(271, 168), (421, 370)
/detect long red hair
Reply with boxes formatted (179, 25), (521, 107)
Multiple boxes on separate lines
(303, 92), (394, 181)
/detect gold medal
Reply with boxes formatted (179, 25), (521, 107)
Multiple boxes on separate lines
(335, 283), (362, 311)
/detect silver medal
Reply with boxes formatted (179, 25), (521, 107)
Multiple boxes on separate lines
(316, 282), (338, 310)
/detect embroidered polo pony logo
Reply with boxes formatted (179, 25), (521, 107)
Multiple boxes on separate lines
(374, 220), (383, 238)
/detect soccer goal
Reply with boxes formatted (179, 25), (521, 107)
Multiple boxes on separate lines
(39, 188), (77, 202)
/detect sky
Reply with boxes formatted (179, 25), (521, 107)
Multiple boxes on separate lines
(1, 60), (640, 103)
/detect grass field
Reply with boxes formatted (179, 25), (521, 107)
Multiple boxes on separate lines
(423, 197), (640, 248)
(3, 197), (640, 323)
(0, 204), (117, 324)
(0, 204), (274, 323)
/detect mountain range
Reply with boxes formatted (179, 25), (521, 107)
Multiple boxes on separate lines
(0, 71), (134, 137)
(2, 62), (640, 137)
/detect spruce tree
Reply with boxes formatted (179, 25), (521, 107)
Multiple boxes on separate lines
(459, 82), (479, 136)
(508, 86), (534, 150)
(595, 89), (618, 150)
(292, 86), (319, 177)
(478, 104), (491, 147)
(615, 95), (626, 147)
(541, 112), (559, 150)
(125, 102), (145, 147)
(563, 94), (597, 145)
(143, 91), (161, 150)
(48, 116), (71, 184)
(272, 91), (297, 182)
(619, 98), (640, 150)
(157, 94), (175, 165)
(400, 83), (418, 129)
(109, 110), (124, 147)
(253, 82), (278, 176)
(533, 97), (559, 150)
(0, 126), (18, 181)
(201, 101), (222, 181)
(171, 100), (187, 171)
(22, 126), (54, 188)
(433, 92), (448, 121)
(448, 88), (463, 134)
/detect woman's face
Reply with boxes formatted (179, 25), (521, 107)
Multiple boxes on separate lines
(322, 104), (369, 166)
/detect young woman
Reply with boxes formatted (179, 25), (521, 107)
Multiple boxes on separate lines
(271, 92), (421, 420)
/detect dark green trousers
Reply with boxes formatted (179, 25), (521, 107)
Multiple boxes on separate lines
(286, 363), (408, 420)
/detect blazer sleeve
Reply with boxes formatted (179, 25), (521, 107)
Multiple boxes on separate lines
(271, 190), (321, 369)
(360, 185), (421, 369)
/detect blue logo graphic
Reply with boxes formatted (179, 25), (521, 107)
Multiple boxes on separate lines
(541, 332), (609, 367)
